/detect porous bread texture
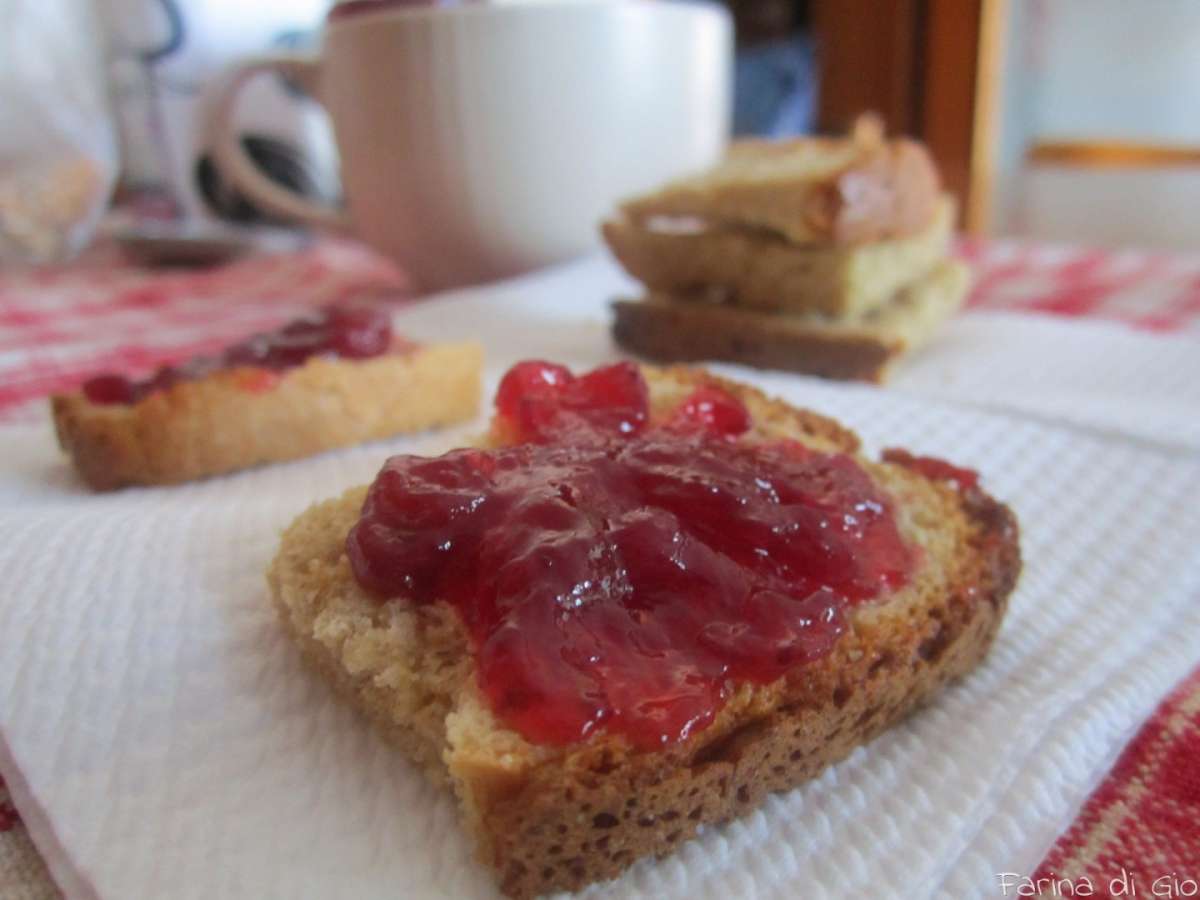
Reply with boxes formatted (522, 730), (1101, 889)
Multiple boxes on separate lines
(619, 128), (942, 246)
(603, 196), (955, 319)
(612, 258), (970, 383)
(52, 341), (483, 490)
(268, 365), (1020, 899)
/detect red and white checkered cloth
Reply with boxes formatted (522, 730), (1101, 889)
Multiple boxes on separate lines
(1, 235), (1199, 898)
(0, 239), (410, 422)
(958, 237), (1200, 333)
(1032, 664), (1200, 899)
(3, 237), (1200, 426)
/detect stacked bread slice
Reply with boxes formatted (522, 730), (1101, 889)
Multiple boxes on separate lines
(605, 119), (969, 381)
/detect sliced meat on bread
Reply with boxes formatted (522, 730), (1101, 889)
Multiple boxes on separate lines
(619, 121), (941, 246)
(268, 364), (1019, 899)
(603, 195), (955, 319)
(53, 341), (483, 489)
(612, 258), (970, 383)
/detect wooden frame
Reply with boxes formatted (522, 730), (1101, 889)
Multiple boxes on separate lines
(1028, 140), (1200, 169)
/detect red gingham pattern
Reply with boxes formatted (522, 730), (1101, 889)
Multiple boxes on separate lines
(960, 237), (1200, 333)
(4, 237), (1200, 424)
(0, 238), (408, 422)
(1032, 664), (1200, 897)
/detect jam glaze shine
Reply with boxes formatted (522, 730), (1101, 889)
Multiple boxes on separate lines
(347, 362), (915, 749)
(82, 305), (398, 406)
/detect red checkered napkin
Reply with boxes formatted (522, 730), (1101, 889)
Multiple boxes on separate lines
(0, 239), (408, 422)
(1032, 664), (1200, 899)
(961, 238), (1200, 334)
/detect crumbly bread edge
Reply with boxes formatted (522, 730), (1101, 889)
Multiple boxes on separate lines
(602, 195), (955, 318)
(51, 341), (484, 490)
(267, 366), (1020, 898)
(611, 259), (970, 383)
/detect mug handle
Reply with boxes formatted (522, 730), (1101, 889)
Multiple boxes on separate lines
(209, 52), (350, 231)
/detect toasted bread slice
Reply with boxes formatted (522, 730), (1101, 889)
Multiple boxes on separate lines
(612, 259), (969, 383)
(604, 195), (955, 319)
(268, 365), (1019, 898)
(619, 123), (941, 246)
(52, 342), (483, 490)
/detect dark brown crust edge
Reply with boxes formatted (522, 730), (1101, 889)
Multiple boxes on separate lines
(612, 299), (897, 383)
(485, 478), (1020, 899)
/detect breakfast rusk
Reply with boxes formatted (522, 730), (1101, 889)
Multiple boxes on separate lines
(268, 360), (1020, 898)
(606, 115), (966, 383)
(52, 305), (483, 489)
(603, 196), (955, 319)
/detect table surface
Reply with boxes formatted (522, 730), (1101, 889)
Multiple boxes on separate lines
(1, 236), (1197, 899)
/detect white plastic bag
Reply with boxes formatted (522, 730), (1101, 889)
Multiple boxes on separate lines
(0, 0), (118, 265)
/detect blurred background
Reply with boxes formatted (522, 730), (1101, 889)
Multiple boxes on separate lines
(4, 0), (1200, 265)
(734, 0), (1200, 251)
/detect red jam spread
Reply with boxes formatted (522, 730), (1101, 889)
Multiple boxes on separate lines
(82, 305), (394, 406)
(882, 448), (979, 490)
(347, 361), (913, 748)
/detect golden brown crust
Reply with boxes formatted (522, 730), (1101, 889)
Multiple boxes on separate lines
(267, 365), (1020, 898)
(52, 342), (483, 490)
(602, 197), (954, 319)
(619, 133), (942, 246)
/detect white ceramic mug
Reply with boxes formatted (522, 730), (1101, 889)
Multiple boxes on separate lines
(211, 0), (732, 291)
